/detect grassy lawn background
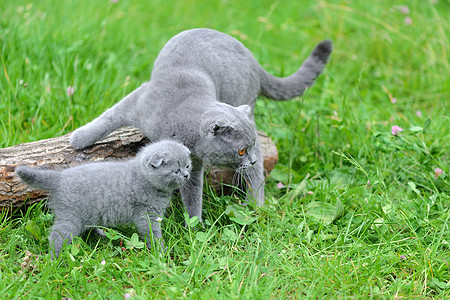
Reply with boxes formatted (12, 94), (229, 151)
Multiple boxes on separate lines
(1, 0), (448, 298)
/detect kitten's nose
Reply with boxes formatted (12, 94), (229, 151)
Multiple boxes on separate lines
(250, 160), (256, 166)
(184, 173), (189, 179)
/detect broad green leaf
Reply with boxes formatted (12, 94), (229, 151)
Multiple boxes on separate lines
(408, 181), (422, 198)
(225, 204), (245, 219)
(229, 216), (258, 226)
(126, 233), (145, 249)
(222, 228), (238, 242)
(287, 173), (309, 201)
(305, 229), (314, 243)
(429, 278), (449, 290)
(269, 164), (302, 183)
(196, 232), (209, 243)
(226, 204), (258, 225)
(184, 213), (200, 228)
(305, 199), (344, 225)
(25, 220), (41, 240)
(71, 244), (80, 256)
(409, 126), (423, 133)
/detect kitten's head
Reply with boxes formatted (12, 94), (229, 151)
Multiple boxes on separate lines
(139, 140), (192, 191)
(198, 103), (257, 171)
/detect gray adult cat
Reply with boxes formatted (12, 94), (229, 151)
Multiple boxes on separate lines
(69, 28), (332, 222)
(16, 140), (192, 258)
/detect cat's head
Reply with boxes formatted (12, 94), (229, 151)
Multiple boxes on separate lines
(139, 140), (192, 191)
(198, 103), (257, 171)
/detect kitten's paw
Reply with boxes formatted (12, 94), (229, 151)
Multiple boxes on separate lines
(70, 127), (94, 149)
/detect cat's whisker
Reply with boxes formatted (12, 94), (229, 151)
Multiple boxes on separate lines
(232, 171), (240, 187)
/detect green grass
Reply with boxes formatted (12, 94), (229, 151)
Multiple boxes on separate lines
(1, 0), (449, 298)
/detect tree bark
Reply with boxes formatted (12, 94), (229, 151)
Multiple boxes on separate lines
(0, 127), (278, 212)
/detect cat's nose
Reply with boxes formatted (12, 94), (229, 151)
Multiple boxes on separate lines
(250, 160), (256, 166)
(184, 173), (189, 179)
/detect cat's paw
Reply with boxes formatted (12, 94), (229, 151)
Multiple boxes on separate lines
(70, 127), (93, 149)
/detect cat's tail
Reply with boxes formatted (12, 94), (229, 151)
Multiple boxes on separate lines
(69, 82), (149, 149)
(259, 40), (332, 100)
(16, 165), (61, 191)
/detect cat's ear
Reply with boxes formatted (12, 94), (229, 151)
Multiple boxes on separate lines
(211, 121), (233, 135)
(237, 105), (252, 117)
(145, 153), (165, 168)
(202, 119), (233, 136)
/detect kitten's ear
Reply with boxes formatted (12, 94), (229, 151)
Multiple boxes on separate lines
(145, 153), (165, 168)
(237, 105), (252, 117)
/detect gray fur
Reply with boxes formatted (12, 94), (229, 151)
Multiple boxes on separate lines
(69, 28), (332, 221)
(16, 140), (192, 258)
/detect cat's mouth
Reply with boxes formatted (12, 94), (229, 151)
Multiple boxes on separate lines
(237, 162), (256, 171)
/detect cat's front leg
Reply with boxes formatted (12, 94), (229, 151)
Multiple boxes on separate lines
(70, 83), (147, 149)
(180, 157), (204, 222)
(244, 137), (265, 206)
(70, 106), (128, 150)
(133, 214), (165, 251)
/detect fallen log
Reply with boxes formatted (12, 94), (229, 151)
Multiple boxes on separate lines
(0, 127), (278, 212)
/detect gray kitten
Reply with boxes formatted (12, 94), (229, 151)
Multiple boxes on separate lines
(69, 28), (332, 221)
(16, 140), (192, 258)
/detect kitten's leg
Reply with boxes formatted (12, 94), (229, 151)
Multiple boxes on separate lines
(49, 219), (82, 259)
(244, 136), (265, 206)
(180, 157), (204, 222)
(69, 83), (149, 149)
(133, 213), (165, 251)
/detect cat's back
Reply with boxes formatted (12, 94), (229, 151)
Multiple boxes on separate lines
(152, 28), (261, 105)
(155, 28), (250, 64)
(56, 160), (135, 198)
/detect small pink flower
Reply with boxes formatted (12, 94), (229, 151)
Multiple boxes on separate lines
(111, 0), (119, 3)
(124, 289), (136, 299)
(67, 86), (75, 97)
(307, 191), (314, 195)
(398, 5), (410, 14)
(434, 168), (443, 179)
(400, 255), (406, 260)
(391, 125), (403, 135)
(100, 259), (106, 265)
(391, 97), (397, 104)
(416, 110), (422, 117)
(404, 17), (412, 25)
(276, 182), (285, 188)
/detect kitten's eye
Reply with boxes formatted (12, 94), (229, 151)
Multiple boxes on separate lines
(186, 165), (190, 169)
(175, 169), (181, 174)
(238, 148), (247, 156)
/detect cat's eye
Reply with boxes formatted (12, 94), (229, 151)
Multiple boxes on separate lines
(238, 148), (247, 156)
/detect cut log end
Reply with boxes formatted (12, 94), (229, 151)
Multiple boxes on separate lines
(0, 127), (278, 212)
